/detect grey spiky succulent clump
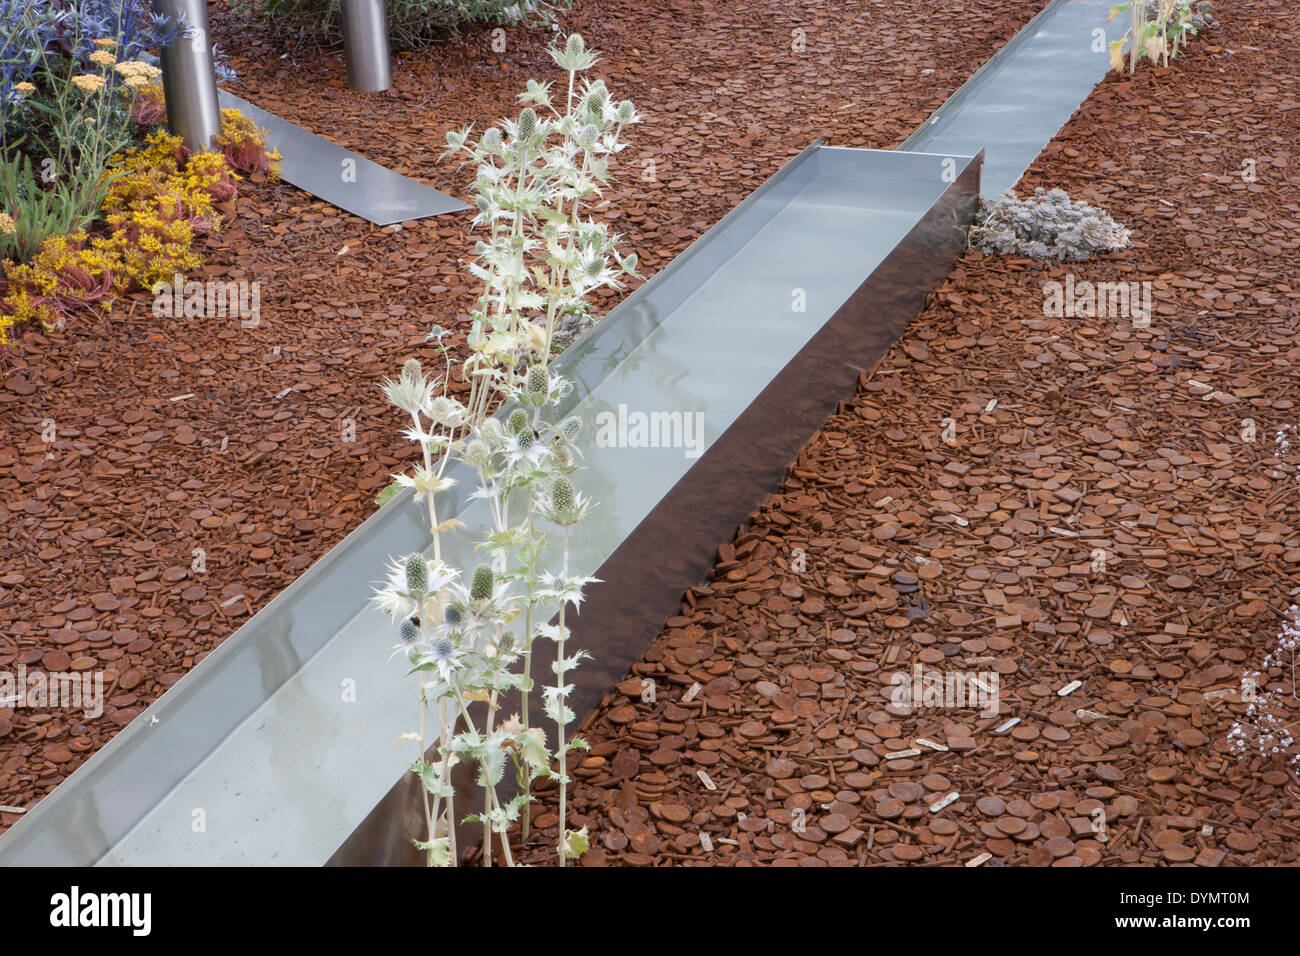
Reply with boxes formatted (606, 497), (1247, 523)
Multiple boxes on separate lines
(968, 188), (1131, 262)
(471, 564), (494, 601)
(405, 555), (428, 595)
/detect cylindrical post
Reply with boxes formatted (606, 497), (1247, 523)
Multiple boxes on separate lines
(153, 0), (222, 152)
(340, 0), (392, 92)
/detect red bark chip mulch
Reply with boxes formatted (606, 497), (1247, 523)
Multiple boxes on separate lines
(512, 3), (1300, 866)
(0, 2), (1044, 832)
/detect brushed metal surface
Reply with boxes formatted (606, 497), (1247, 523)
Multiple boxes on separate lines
(216, 90), (470, 225)
(901, 0), (1125, 196)
(153, 0), (222, 152)
(341, 0), (392, 92)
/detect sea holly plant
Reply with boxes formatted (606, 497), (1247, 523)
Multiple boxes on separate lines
(1108, 0), (1216, 74)
(371, 33), (636, 867)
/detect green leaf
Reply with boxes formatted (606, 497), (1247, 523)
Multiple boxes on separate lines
(375, 479), (404, 507)
(562, 826), (590, 860)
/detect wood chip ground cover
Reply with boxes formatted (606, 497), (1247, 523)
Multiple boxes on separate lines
(0, 0), (1043, 835)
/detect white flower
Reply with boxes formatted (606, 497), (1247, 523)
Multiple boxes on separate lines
(372, 555), (457, 621)
(381, 373), (434, 416)
(393, 465), (457, 503)
(418, 636), (463, 683)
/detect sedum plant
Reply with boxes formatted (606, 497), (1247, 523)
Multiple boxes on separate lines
(372, 33), (637, 867)
(968, 187), (1132, 262)
(1108, 0), (1217, 74)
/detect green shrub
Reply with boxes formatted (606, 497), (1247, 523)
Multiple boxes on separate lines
(234, 0), (570, 52)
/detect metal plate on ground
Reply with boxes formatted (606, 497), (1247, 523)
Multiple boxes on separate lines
(217, 89), (470, 224)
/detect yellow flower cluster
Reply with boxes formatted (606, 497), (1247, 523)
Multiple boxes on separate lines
(71, 73), (106, 94)
(113, 60), (162, 81)
(0, 232), (115, 340)
(214, 109), (282, 180)
(13, 81), (36, 96)
(88, 50), (117, 68)
(1, 132), (242, 347)
(93, 38), (116, 49)
(0, 213), (15, 236)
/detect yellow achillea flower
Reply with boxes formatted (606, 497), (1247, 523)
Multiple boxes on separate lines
(123, 75), (150, 90)
(114, 60), (161, 80)
(93, 38), (116, 48)
(89, 50), (117, 67)
(71, 74), (106, 93)
(14, 81), (36, 95)
(0, 212), (15, 235)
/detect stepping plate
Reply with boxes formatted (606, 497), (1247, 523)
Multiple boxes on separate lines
(217, 89), (470, 224)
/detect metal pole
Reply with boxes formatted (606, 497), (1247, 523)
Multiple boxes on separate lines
(340, 0), (392, 92)
(152, 0), (222, 152)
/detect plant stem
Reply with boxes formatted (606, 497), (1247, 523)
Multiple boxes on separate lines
(556, 523), (571, 867)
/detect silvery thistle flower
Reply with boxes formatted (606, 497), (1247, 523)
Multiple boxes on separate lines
(381, 370), (435, 417)
(373, 556), (458, 622)
(392, 464), (457, 505)
(503, 427), (550, 470)
(538, 476), (592, 527)
(420, 637), (463, 683)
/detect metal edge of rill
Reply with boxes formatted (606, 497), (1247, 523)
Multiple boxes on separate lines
(328, 146), (984, 865)
(897, 0), (1073, 153)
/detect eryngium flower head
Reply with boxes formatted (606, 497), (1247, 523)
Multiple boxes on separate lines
(519, 108), (537, 138)
(471, 564), (494, 602)
(552, 476), (575, 514)
(400, 617), (420, 643)
(560, 415), (582, 441)
(566, 34), (585, 59)
(444, 603), (464, 628)
(508, 408), (529, 435)
(405, 555), (428, 595)
(617, 100), (636, 125)
(527, 364), (548, 398)
(464, 437), (491, 467)
(401, 358), (422, 385)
